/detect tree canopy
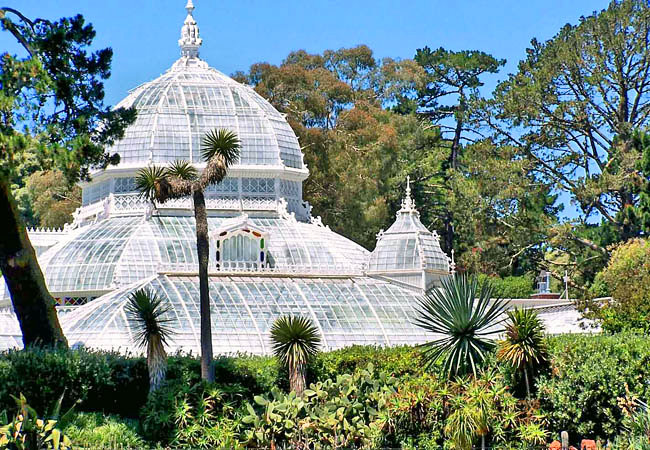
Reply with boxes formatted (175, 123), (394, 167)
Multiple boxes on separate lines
(0, 8), (135, 346)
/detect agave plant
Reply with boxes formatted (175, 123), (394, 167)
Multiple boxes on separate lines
(125, 288), (174, 391)
(497, 307), (548, 398)
(270, 316), (321, 395)
(135, 129), (240, 382)
(414, 273), (508, 378)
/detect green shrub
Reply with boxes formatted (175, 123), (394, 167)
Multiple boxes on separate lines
(242, 364), (394, 449)
(213, 353), (282, 394)
(0, 347), (113, 415)
(140, 379), (243, 446)
(582, 238), (650, 333)
(0, 349), (281, 420)
(63, 412), (146, 449)
(477, 273), (534, 298)
(309, 345), (425, 381)
(0, 347), (150, 417)
(538, 333), (650, 441)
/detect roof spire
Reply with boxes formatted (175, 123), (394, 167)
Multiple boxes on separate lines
(178, 0), (202, 58)
(400, 175), (417, 213)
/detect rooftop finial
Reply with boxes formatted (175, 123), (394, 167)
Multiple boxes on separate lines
(400, 175), (417, 213)
(179, 0), (202, 58)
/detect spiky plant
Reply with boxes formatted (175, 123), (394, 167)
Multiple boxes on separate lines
(201, 129), (241, 165)
(135, 165), (170, 203)
(135, 129), (240, 382)
(167, 159), (199, 180)
(270, 316), (321, 395)
(497, 308), (548, 397)
(415, 273), (508, 378)
(125, 288), (174, 392)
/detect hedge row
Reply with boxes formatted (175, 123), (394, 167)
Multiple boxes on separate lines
(1, 333), (649, 442)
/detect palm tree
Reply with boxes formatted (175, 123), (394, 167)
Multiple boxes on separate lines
(135, 129), (240, 382)
(497, 307), (548, 398)
(414, 273), (508, 378)
(125, 288), (174, 391)
(270, 316), (321, 395)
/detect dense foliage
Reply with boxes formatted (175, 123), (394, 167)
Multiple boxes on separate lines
(477, 274), (535, 299)
(538, 333), (650, 440)
(582, 238), (650, 332)
(0, 333), (649, 447)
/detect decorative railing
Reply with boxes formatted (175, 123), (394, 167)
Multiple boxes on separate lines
(157, 262), (366, 276)
(26, 227), (66, 234)
(72, 193), (286, 224)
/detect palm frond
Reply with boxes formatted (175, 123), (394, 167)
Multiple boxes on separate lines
(497, 308), (548, 370)
(270, 316), (321, 368)
(166, 160), (198, 181)
(201, 129), (241, 165)
(415, 273), (508, 377)
(135, 165), (168, 202)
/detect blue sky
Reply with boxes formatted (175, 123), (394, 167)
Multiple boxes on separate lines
(3, 0), (611, 220)
(3, 0), (610, 106)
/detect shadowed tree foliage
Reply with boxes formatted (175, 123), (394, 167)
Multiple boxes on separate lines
(135, 129), (240, 382)
(270, 315), (321, 395)
(0, 8), (135, 347)
(125, 288), (174, 392)
(22, 171), (80, 229)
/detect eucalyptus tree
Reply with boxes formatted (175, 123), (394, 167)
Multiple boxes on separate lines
(135, 129), (240, 381)
(125, 288), (174, 392)
(0, 8), (135, 347)
(270, 316), (321, 395)
(415, 274), (508, 377)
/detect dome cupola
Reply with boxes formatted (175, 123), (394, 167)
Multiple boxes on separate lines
(77, 0), (309, 224)
(367, 177), (452, 290)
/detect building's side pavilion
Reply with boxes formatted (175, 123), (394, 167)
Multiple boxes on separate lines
(0, 1), (591, 353)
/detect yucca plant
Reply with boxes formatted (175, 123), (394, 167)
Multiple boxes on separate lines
(125, 288), (174, 391)
(270, 316), (321, 395)
(415, 273), (508, 378)
(497, 307), (548, 398)
(135, 129), (240, 382)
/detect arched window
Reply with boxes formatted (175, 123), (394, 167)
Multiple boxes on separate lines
(211, 215), (268, 270)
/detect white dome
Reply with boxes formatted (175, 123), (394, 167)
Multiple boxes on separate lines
(109, 60), (304, 170)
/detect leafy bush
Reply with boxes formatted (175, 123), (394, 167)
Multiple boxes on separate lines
(0, 393), (73, 450)
(477, 273), (534, 299)
(583, 238), (650, 333)
(309, 345), (425, 381)
(243, 364), (546, 449)
(212, 353), (282, 395)
(0, 347), (116, 415)
(242, 364), (394, 449)
(0, 349), (281, 420)
(62, 412), (146, 449)
(140, 379), (243, 446)
(538, 333), (650, 441)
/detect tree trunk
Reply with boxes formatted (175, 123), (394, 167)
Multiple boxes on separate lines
(290, 361), (306, 396)
(442, 111), (464, 254)
(193, 188), (214, 381)
(0, 177), (67, 348)
(524, 367), (531, 399)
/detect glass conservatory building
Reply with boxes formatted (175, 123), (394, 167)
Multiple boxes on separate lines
(0, 2), (584, 353)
